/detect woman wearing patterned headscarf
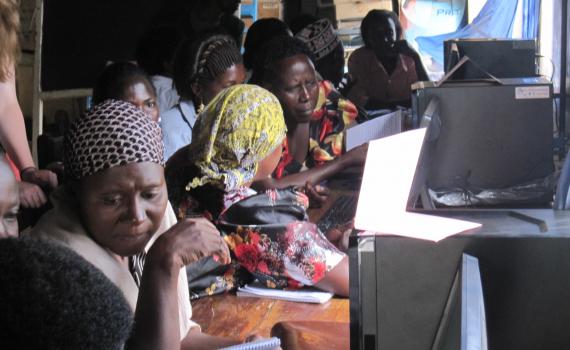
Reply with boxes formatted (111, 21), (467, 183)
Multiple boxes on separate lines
(29, 99), (258, 349)
(166, 84), (348, 297)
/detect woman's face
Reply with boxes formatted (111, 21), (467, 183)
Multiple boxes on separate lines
(268, 54), (319, 126)
(77, 162), (168, 257)
(368, 17), (397, 55)
(0, 163), (19, 238)
(198, 63), (247, 106)
(254, 142), (284, 181)
(124, 80), (160, 122)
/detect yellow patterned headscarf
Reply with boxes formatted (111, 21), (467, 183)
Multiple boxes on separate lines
(187, 84), (287, 191)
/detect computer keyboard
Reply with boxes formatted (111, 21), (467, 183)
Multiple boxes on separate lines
(317, 195), (358, 233)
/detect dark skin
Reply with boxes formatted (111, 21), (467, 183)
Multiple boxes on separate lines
(363, 16), (429, 110)
(261, 54), (368, 206)
(191, 63), (247, 107)
(75, 162), (257, 349)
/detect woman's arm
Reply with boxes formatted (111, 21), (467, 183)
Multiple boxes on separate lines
(0, 68), (58, 207)
(0, 69), (35, 170)
(252, 144), (368, 191)
(126, 218), (231, 350)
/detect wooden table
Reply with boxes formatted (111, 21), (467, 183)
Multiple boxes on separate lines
(192, 294), (349, 340)
(192, 179), (358, 346)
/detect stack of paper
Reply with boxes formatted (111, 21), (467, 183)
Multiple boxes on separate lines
(237, 283), (333, 304)
(345, 110), (403, 151)
(354, 128), (481, 242)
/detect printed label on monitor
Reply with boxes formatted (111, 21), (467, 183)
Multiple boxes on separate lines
(515, 86), (551, 99)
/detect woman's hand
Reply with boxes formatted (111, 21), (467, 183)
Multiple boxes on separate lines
(148, 218), (231, 272)
(304, 181), (330, 208)
(18, 181), (48, 208)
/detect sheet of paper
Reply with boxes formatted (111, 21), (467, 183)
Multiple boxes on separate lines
(236, 283), (333, 304)
(354, 128), (481, 242)
(345, 110), (403, 151)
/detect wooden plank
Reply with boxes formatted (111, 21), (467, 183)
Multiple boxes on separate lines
(192, 294), (349, 339)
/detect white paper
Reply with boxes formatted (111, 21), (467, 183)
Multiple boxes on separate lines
(237, 283), (333, 304)
(354, 128), (481, 242)
(345, 110), (403, 151)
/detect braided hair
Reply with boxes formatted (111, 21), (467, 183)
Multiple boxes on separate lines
(173, 34), (242, 104)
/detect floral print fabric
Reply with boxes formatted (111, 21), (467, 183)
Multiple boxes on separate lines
(273, 80), (362, 179)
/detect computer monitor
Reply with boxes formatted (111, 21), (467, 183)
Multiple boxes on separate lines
(443, 39), (537, 80)
(411, 78), (554, 207)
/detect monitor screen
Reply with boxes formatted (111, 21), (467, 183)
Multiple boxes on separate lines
(443, 39), (536, 80)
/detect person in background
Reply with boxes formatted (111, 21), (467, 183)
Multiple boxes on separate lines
(295, 18), (345, 88)
(92, 61), (160, 122)
(288, 13), (319, 35)
(30, 99), (258, 349)
(347, 9), (428, 110)
(136, 25), (184, 114)
(163, 34), (245, 160)
(166, 85), (349, 297)
(0, 158), (19, 238)
(257, 36), (367, 204)
(0, 237), (133, 349)
(243, 18), (292, 85)
(0, 0), (58, 209)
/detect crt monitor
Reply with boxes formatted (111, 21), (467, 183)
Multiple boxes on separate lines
(443, 39), (536, 80)
(410, 78), (554, 207)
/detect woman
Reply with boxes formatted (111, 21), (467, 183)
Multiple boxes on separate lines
(0, 158), (19, 237)
(0, 0), (58, 209)
(258, 36), (368, 200)
(347, 10), (427, 110)
(30, 99), (255, 349)
(162, 34), (245, 160)
(166, 85), (348, 297)
(92, 61), (160, 122)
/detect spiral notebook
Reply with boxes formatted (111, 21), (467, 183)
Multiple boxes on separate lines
(218, 337), (281, 350)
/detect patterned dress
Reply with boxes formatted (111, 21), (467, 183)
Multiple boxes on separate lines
(167, 164), (345, 296)
(273, 80), (365, 179)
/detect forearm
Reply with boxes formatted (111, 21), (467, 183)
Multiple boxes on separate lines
(126, 258), (180, 350)
(253, 156), (354, 191)
(181, 328), (241, 350)
(0, 75), (35, 170)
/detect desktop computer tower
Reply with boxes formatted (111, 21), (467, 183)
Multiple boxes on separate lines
(411, 78), (554, 195)
(349, 208), (570, 350)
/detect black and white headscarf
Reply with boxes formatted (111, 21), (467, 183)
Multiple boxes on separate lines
(64, 99), (164, 181)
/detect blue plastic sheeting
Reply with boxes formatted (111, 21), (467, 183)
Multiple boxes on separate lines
(522, 0), (540, 39)
(416, 0), (519, 64)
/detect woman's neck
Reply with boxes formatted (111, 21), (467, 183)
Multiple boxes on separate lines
(286, 122), (310, 163)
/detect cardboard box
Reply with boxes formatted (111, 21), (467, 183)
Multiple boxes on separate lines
(258, 0), (282, 19)
(335, 0), (392, 20)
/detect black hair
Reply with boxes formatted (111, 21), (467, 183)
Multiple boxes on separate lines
(0, 237), (133, 349)
(314, 43), (345, 86)
(135, 25), (184, 76)
(92, 61), (156, 105)
(288, 13), (320, 35)
(361, 9), (402, 49)
(243, 18), (291, 70)
(173, 34), (242, 103)
(259, 35), (315, 85)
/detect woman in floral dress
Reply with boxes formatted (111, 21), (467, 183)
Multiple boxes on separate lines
(166, 84), (348, 297)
